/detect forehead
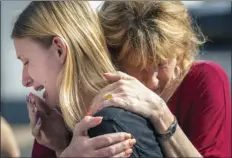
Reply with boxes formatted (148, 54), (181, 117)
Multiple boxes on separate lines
(13, 38), (44, 58)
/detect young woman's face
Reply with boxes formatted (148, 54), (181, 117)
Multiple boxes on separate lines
(14, 37), (66, 106)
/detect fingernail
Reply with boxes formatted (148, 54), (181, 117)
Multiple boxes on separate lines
(29, 97), (35, 105)
(129, 139), (136, 146)
(125, 148), (133, 157)
(125, 133), (132, 139)
(26, 95), (30, 103)
(93, 117), (103, 123)
(29, 92), (33, 97)
(36, 117), (41, 125)
(32, 105), (37, 113)
(103, 73), (110, 76)
(86, 107), (93, 116)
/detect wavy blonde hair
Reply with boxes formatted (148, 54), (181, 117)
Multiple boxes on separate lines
(11, 1), (116, 130)
(99, 1), (205, 75)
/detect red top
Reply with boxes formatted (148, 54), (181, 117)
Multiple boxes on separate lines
(168, 61), (231, 157)
(31, 61), (231, 158)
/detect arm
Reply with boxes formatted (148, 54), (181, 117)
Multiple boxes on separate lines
(1, 117), (21, 157)
(152, 62), (231, 157)
(153, 111), (202, 157)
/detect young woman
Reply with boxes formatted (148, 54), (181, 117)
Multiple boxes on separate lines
(11, 1), (164, 158)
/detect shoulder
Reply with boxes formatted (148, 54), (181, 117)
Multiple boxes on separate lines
(181, 61), (229, 90)
(91, 106), (155, 132)
(173, 60), (231, 114)
(88, 107), (163, 157)
(188, 61), (228, 81)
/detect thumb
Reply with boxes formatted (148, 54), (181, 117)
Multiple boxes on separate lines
(103, 71), (134, 83)
(29, 93), (52, 115)
(32, 117), (42, 138)
(73, 116), (103, 136)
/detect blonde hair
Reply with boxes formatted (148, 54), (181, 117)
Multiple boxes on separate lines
(11, 1), (116, 130)
(99, 1), (205, 74)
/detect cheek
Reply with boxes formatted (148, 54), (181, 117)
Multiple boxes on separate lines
(157, 69), (171, 87)
(28, 64), (44, 83)
(158, 65), (176, 87)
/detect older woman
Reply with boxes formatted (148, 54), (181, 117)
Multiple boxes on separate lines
(92, 1), (231, 157)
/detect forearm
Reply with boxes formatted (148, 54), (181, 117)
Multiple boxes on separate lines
(152, 110), (202, 157)
(159, 125), (202, 157)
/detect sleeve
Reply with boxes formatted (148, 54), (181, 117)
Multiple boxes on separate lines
(31, 139), (57, 158)
(88, 107), (164, 158)
(186, 62), (231, 157)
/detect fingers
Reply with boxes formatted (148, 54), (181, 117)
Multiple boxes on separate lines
(111, 148), (133, 158)
(101, 96), (129, 110)
(32, 117), (42, 138)
(26, 95), (39, 128)
(73, 116), (103, 136)
(90, 80), (130, 109)
(102, 96), (151, 119)
(89, 132), (132, 149)
(103, 71), (134, 82)
(29, 93), (52, 115)
(94, 138), (136, 157)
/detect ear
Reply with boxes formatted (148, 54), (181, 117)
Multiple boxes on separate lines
(51, 36), (67, 64)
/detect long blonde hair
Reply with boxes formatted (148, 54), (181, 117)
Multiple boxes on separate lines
(11, 1), (116, 130)
(99, 1), (206, 101)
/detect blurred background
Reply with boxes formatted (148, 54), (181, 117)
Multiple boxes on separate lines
(1, 1), (231, 157)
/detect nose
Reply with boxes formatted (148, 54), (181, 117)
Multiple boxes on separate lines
(143, 68), (159, 91)
(22, 66), (33, 87)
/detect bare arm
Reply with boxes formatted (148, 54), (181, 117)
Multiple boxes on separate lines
(153, 110), (202, 157)
(94, 69), (230, 157)
(1, 117), (21, 157)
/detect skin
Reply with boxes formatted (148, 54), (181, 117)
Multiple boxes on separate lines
(1, 117), (21, 157)
(15, 37), (65, 107)
(14, 36), (202, 157)
(120, 59), (178, 95)
(14, 37), (135, 157)
(91, 70), (202, 157)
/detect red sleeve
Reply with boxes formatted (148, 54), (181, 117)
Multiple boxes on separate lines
(185, 62), (231, 157)
(32, 139), (57, 158)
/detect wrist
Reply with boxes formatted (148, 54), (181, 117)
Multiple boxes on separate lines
(151, 108), (175, 134)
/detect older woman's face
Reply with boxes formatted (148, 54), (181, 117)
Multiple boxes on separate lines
(14, 37), (65, 106)
(120, 59), (177, 94)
